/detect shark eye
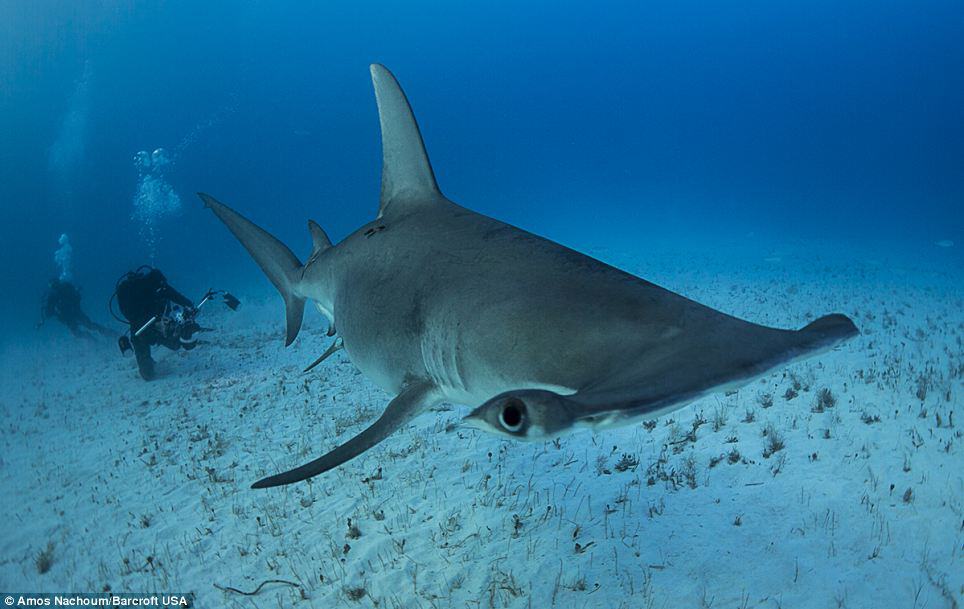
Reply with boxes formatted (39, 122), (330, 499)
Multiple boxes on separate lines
(499, 399), (525, 432)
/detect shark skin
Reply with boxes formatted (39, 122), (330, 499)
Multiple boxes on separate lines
(200, 64), (858, 488)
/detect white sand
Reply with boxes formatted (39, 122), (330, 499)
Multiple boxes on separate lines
(1, 244), (961, 608)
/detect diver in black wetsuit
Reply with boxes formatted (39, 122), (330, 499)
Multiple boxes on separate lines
(38, 278), (112, 339)
(113, 267), (202, 381)
(112, 266), (238, 381)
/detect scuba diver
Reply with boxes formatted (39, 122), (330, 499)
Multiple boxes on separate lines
(38, 278), (113, 339)
(110, 266), (239, 381)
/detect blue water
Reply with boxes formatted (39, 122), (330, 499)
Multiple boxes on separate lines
(1, 0), (962, 334)
(3, 3), (964, 606)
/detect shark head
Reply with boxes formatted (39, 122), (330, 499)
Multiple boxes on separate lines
(464, 389), (580, 441)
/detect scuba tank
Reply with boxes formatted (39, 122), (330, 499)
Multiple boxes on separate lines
(109, 266), (240, 354)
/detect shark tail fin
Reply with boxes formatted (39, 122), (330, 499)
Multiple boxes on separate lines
(199, 193), (305, 346)
(369, 64), (444, 217)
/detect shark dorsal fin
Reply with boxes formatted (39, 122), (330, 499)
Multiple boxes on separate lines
(307, 219), (332, 255)
(370, 64), (443, 217)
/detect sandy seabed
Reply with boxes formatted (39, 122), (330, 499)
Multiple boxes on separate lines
(1, 244), (961, 609)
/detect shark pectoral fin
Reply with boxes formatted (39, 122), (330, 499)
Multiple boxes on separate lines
(303, 338), (344, 373)
(251, 380), (439, 489)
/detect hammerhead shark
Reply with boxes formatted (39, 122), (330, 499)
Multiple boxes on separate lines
(201, 64), (857, 488)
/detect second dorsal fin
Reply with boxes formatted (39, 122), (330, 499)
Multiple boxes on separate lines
(308, 219), (332, 256)
(369, 64), (444, 217)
